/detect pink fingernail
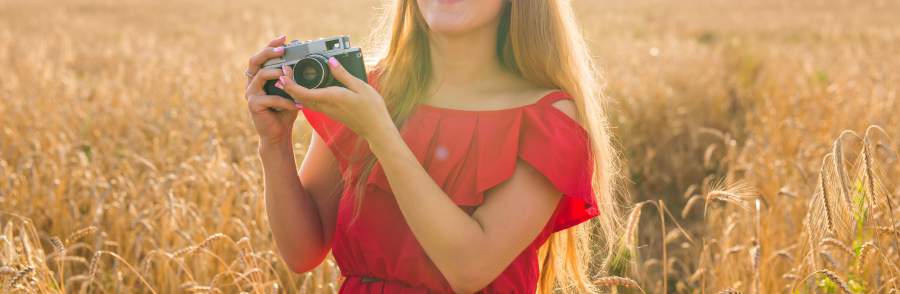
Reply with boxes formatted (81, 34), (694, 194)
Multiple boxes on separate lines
(295, 102), (303, 109)
(273, 47), (284, 53)
(328, 57), (338, 67)
(282, 64), (289, 75)
(279, 76), (288, 84)
(275, 81), (284, 89)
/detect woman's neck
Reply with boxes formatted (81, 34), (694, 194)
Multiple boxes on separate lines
(427, 22), (510, 97)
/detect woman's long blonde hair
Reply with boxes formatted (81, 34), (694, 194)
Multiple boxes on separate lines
(340, 0), (627, 292)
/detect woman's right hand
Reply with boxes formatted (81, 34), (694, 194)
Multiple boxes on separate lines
(244, 35), (303, 146)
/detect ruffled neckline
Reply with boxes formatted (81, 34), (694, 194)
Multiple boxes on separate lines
(414, 90), (569, 115)
(301, 88), (598, 234)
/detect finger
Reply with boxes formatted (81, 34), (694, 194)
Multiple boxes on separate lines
(247, 41), (287, 73)
(325, 57), (368, 93)
(248, 94), (300, 112)
(266, 35), (287, 47)
(247, 46), (285, 72)
(246, 68), (284, 94)
(279, 64), (349, 107)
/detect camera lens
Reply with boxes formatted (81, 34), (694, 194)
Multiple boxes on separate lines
(292, 55), (331, 89)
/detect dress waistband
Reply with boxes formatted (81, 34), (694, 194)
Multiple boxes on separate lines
(344, 273), (386, 284)
(342, 273), (439, 291)
(359, 275), (383, 283)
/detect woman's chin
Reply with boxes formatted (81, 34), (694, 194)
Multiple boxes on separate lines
(425, 20), (478, 35)
(435, 0), (464, 5)
(428, 24), (475, 36)
(419, 0), (505, 33)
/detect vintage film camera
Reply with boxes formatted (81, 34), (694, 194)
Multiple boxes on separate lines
(262, 36), (367, 99)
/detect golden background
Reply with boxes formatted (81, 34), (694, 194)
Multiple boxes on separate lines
(1, 0), (897, 292)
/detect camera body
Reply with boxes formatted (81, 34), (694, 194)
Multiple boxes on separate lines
(262, 36), (367, 100)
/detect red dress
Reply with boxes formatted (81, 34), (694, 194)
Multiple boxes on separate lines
(299, 77), (599, 293)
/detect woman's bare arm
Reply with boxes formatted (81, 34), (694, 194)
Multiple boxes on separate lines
(271, 55), (571, 291)
(362, 101), (578, 293)
(245, 35), (343, 274)
(260, 132), (342, 273)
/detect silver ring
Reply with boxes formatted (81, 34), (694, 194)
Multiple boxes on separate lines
(245, 69), (255, 78)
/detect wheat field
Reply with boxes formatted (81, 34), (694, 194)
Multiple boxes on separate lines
(1, 0), (898, 293)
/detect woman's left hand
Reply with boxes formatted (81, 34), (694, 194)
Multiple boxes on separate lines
(275, 57), (393, 141)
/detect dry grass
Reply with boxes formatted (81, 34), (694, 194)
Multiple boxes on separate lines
(1, 0), (898, 293)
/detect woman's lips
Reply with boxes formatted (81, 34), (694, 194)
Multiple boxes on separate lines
(436, 0), (464, 5)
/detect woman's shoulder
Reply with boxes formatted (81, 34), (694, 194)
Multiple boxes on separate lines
(538, 89), (580, 125)
(517, 87), (582, 129)
(502, 75), (579, 120)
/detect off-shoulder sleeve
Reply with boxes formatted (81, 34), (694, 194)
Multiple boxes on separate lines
(468, 99), (601, 234)
(361, 90), (600, 232)
(518, 97), (599, 232)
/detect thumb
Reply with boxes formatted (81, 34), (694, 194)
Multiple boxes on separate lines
(326, 57), (367, 93)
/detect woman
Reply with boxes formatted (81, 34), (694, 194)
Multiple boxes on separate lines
(242, 0), (624, 293)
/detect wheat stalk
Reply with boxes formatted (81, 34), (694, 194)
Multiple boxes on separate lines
(767, 249), (795, 265)
(5, 266), (33, 290)
(819, 237), (854, 256)
(593, 276), (646, 293)
(791, 269), (851, 294)
(832, 131), (855, 207)
(716, 287), (741, 294)
(704, 179), (757, 217)
(624, 202), (646, 251)
(83, 251), (157, 294)
(682, 195), (703, 218)
(821, 269), (852, 294)
(857, 241), (876, 268)
(65, 226), (98, 244)
(49, 236), (66, 292)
